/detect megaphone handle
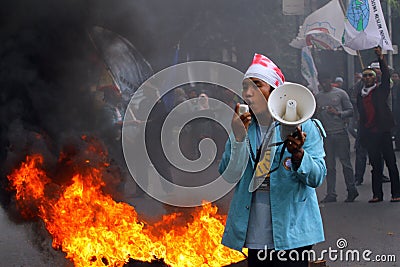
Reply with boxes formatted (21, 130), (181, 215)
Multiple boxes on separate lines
(291, 130), (300, 139)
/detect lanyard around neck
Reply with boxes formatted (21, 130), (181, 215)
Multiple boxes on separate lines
(248, 122), (292, 175)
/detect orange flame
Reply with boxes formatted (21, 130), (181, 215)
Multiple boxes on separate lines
(7, 154), (245, 267)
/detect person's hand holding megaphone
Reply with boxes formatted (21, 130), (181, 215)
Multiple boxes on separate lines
(286, 126), (306, 165)
(231, 103), (252, 142)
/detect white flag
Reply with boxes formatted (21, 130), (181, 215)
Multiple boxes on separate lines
(342, 0), (393, 51)
(301, 47), (319, 95)
(290, 0), (356, 55)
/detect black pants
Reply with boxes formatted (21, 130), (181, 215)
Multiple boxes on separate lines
(365, 131), (400, 199)
(354, 130), (368, 184)
(248, 246), (312, 267)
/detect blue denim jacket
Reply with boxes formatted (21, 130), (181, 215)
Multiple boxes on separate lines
(219, 119), (326, 251)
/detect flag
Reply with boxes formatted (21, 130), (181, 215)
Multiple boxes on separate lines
(89, 26), (154, 104)
(342, 0), (393, 51)
(290, 0), (356, 55)
(301, 46), (319, 95)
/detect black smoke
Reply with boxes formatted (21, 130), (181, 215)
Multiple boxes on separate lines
(0, 1), (300, 265)
(0, 0), (119, 207)
(0, 0), (304, 213)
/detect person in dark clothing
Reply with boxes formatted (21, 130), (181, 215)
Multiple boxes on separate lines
(348, 75), (369, 186)
(356, 47), (400, 203)
(134, 87), (173, 196)
(351, 71), (390, 186)
(391, 71), (400, 151)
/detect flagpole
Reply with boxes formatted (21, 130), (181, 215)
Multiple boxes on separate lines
(341, 0), (365, 77)
(357, 50), (365, 70)
(387, 2), (393, 68)
(338, 0), (346, 12)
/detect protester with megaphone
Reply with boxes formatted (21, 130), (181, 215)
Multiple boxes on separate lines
(219, 53), (327, 266)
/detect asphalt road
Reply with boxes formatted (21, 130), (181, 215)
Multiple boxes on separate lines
(314, 146), (400, 267)
(1, 136), (399, 267)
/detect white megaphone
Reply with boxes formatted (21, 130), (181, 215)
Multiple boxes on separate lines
(267, 82), (316, 140)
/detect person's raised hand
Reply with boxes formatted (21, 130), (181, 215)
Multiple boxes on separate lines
(374, 46), (383, 60)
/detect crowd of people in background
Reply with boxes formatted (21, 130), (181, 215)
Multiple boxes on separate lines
(112, 82), (240, 197)
(170, 85), (239, 162)
(313, 47), (400, 203)
(97, 46), (400, 203)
